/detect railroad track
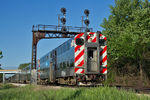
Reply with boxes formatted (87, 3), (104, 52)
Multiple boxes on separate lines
(46, 83), (150, 94)
(59, 84), (150, 94)
(10, 82), (150, 94)
(115, 85), (150, 94)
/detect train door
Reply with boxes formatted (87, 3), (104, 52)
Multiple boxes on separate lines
(87, 48), (98, 72)
(49, 62), (53, 82)
(49, 50), (57, 83)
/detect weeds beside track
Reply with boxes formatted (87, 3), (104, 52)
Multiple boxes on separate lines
(0, 84), (149, 100)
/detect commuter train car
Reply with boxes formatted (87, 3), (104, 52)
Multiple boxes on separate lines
(39, 39), (75, 84)
(39, 32), (107, 85)
(21, 64), (31, 83)
(10, 32), (107, 85)
(9, 64), (31, 83)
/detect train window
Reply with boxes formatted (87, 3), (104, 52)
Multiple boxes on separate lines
(67, 61), (69, 67)
(58, 48), (59, 55)
(57, 63), (60, 69)
(56, 49), (59, 55)
(76, 38), (84, 45)
(66, 43), (68, 51)
(99, 39), (105, 46)
(61, 45), (63, 54)
(64, 44), (66, 53)
(50, 53), (53, 58)
(63, 62), (67, 69)
(67, 42), (70, 50)
(59, 48), (61, 55)
(63, 45), (65, 53)
(70, 59), (74, 67)
(60, 63), (63, 68)
(70, 62), (74, 67)
(64, 43), (67, 52)
(46, 56), (48, 60)
(88, 50), (93, 58)
(58, 47), (61, 55)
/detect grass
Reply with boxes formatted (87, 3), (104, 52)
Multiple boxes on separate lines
(0, 83), (17, 89)
(0, 84), (149, 100)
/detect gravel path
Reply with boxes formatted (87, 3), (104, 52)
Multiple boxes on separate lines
(10, 83), (27, 87)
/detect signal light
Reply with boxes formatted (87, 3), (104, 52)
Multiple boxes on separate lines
(84, 9), (90, 16)
(61, 8), (66, 15)
(84, 19), (90, 26)
(61, 17), (66, 24)
(61, 26), (67, 32)
(85, 28), (90, 32)
(82, 9), (90, 32)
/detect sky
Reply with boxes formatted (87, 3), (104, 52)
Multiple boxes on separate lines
(0, 0), (115, 69)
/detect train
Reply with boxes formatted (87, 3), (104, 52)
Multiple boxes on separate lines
(9, 32), (107, 85)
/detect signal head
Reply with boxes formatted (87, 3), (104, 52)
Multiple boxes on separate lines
(61, 17), (66, 24)
(85, 28), (90, 32)
(61, 8), (66, 14)
(84, 19), (90, 26)
(61, 26), (67, 32)
(84, 9), (90, 16)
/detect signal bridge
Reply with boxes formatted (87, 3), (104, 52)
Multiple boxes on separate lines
(0, 70), (21, 84)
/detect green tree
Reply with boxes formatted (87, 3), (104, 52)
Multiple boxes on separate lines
(0, 51), (3, 82)
(0, 51), (3, 59)
(101, 0), (150, 83)
(0, 67), (2, 82)
(0, 51), (3, 68)
(18, 63), (31, 69)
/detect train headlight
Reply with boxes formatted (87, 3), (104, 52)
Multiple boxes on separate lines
(89, 34), (93, 37)
(99, 39), (105, 46)
(76, 38), (84, 46)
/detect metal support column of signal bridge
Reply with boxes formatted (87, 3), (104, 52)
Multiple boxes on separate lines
(0, 70), (20, 84)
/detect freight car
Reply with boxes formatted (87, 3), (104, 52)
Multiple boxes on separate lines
(10, 32), (107, 85)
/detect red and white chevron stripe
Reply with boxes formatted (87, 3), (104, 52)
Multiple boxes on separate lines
(99, 34), (107, 74)
(74, 32), (107, 74)
(74, 33), (85, 67)
(75, 32), (97, 67)
(74, 68), (84, 74)
(99, 34), (107, 41)
(74, 32), (98, 74)
(87, 32), (97, 43)
(74, 33), (85, 74)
